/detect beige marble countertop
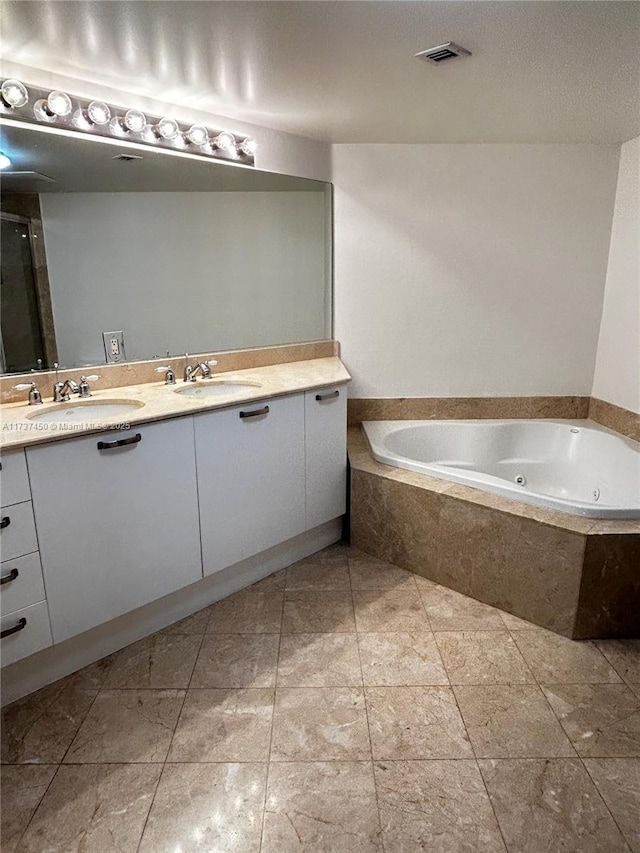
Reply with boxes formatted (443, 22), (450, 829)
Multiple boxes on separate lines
(0, 357), (351, 452)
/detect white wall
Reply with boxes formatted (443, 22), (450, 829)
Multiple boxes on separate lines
(41, 192), (329, 366)
(592, 137), (640, 414)
(333, 144), (620, 398)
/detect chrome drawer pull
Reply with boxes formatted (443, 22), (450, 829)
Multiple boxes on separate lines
(0, 568), (19, 585)
(97, 433), (142, 451)
(239, 405), (269, 419)
(0, 516), (10, 530)
(316, 390), (340, 401)
(1, 617), (26, 639)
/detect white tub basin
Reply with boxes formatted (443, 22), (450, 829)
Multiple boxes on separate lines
(175, 380), (262, 398)
(26, 399), (145, 424)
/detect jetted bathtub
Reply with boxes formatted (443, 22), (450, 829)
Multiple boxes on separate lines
(362, 419), (640, 519)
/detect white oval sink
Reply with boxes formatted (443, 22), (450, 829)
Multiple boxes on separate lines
(26, 399), (145, 424)
(175, 380), (262, 398)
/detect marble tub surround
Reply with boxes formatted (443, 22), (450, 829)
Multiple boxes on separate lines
(349, 426), (640, 638)
(2, 544), (639, 853)
(0, 356), (350, 451)
(589, 397), (640, 442)
(0, 340), (339, 405)
(347, 395), (590, 425)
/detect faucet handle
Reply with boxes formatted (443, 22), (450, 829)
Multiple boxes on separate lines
(156, 366), (176, 385)
(81, 375), (100, 382)
(205, 360), (217, 367)
(13, 383), (43, 406)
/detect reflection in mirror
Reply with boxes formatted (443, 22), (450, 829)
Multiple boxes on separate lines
(0, 121), (332, 375)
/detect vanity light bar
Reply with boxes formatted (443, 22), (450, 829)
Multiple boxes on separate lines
(0, 79), (256, 166)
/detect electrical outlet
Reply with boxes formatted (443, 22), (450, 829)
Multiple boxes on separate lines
(103, 331), (126, 363)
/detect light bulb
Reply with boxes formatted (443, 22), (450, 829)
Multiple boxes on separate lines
(156, 117), (180, 140)
(213, 131), (235, 151)
(72, 108), (92, 129)
(239, 137), (256, 157)
(0, 153), (11, 169)
(87, 100), (111, 125)
(1, 79), (28, 108)
(123, 109), (146, 133)
(185, 124), (209, 146)
(46, 90), (72, 117)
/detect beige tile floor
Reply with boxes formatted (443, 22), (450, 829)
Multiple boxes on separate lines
(2, 543), (639, 852)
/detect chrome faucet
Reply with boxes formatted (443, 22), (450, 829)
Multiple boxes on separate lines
(183, 355), (217, 382)
(52, 364), (100, 402)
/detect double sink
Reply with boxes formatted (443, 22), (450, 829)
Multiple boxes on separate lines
(24, 380), (263, 425)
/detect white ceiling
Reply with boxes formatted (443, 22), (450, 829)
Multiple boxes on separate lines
(1, 1), (639, 144)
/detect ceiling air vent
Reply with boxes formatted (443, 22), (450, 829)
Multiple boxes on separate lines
(414, 42), (471, 65)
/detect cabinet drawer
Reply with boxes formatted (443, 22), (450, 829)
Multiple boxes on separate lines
(0, 552), (46, 617)
(0, 450), (31, 508)
(0, 502), (39, 562)
(1, 601), (52, 667)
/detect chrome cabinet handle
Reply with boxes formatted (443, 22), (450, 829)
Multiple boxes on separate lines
(0, 516), (10, 530)
(239, 405), (269, 419)
(1, 617), (26, 639)
(316, 390), (340, 401)
(97, 433), (142, 451)
(0, 568), (19, 585)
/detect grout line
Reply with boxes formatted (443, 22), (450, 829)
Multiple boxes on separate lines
(352, 590), (386, 853)
(258, 615), (283, 851)
(578, 755), (634, 849)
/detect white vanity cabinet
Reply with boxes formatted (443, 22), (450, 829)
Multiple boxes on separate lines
(195, 393), (306, 575)
(304, 386), (347, 528)
(26, 418), (202, 643)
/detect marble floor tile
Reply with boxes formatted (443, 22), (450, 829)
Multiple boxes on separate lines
(167, 687), (274, 762)
(190, 633), (280, 688)
(348, 551), (418, 590)
(374, 759), (506, 853)
(138, 763), (267, 853)
(513, 631), (622, 684)
(584, 758), (640, 852)
(1, 682), (97, 764)
(0, 765), (56, 853)
(16, 764), (161, 853)
(250, 568), (287, 591)
(277, 633), (362, 686)
(365, 685), (472, 760)
(454, 685), (575, 758)
(262, 761), (382, 852)
(543, 684), (640, 757)
(206, 589), (283, 633)
(160, 607), (213, 635)
(419, 584), (506, 631)
(358, 632), (449, 686)
(596, 640), (640, 685)
(283, 591), (356, 633)
(479, 758), (629, 853)
(271, 687), (370, 761)
(352, 588), (429, 633)
(102, 632), (202, 689)
(285, 553), (351, 590)
(64, 689), (184, 763)
(435, 631), (535, 685)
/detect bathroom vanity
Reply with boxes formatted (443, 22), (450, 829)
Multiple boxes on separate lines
(0, 356), (349, 698)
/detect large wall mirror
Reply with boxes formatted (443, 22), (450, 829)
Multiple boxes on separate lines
(0, 121), (332, 375)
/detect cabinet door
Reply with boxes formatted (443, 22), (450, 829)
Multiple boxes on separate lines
(195, 394), (305, 575)
(305, 386), (347, 529)
(27, 418), (201, 643)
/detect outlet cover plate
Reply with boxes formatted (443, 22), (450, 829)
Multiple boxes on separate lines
(103, 331), (126, 363)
